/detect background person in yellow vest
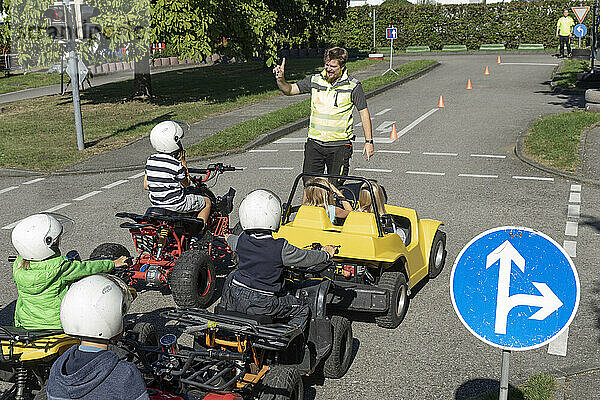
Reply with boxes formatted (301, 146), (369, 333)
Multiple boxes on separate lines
(556, 9), (575, 58)
(273, 47), (374, 185)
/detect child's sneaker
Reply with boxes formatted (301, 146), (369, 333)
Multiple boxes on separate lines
(190, 232), (213, 251)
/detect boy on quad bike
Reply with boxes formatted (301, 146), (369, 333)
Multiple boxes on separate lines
(220, 189), (336, 328)
(144, 120), (211, 247)
(11, 213), (129, 330)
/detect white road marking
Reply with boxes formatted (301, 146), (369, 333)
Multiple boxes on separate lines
(470, 154), (506, 159)
(0, 186), (18, 195)
(43, 203), (71, 213)
(569, 192), (581, 203)
(375, 108), (392, 116)
(23, 178), (45, 185)
(101, 179), (128, 189)
(128, 172), (145, 179)
(377, 150), (410, 154)
(458, 173), (498, 179)
(405, 171), (445, 176)
(499, 62), (558, 66)
(259, 167), (294, 170)
(355, 168), (392, 173)
(397, 108), (438, 138)
(563, 240), (577, 258)
(73, 191), (102, 201)
(565, 221), (578, 237)
(2, 220), (21, 230)
(547, 327), (569, 356)
(289, 149), (304, 152)
(567, 204), (580, 218)
(423, 152), (458, 157)
(375, 121), (396, 132)
(249, 149), (279, 152)
(570, 184), (581, 192)
(512, 176), (554, 182)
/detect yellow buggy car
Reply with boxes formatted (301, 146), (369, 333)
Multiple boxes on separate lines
(274, 173), (447, 329)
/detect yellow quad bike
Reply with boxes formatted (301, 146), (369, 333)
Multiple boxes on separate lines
(275, 172), (447, 329)
(0, 327), (79, 400)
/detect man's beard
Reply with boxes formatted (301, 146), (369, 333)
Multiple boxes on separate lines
(325, 72), (340, 83)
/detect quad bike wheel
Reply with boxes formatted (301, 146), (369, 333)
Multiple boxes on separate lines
(169, 250), (216, 308)
(89, 243), (131, 260)
(322, 315), (353, 379)
(375, 270), (409, 329)
(259, 365), (304, 400)
(428, 230), (447, 279)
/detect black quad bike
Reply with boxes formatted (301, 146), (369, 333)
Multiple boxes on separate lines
(91, 163), (241, 308)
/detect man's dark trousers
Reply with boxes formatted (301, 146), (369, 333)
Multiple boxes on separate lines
(303, 139), (353, 185)
(559, 35), (571, 57)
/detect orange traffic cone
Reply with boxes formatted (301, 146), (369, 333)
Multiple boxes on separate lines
(484, 65), (490, 75)
(437, 95), (445, 108)
(497, 55), (502, 64)
(466, 79), (472, 89)
(390, 124), (398, 140)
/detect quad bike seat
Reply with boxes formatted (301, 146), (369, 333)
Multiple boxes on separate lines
(143, 207), (204, 229)
(0, 327), (79, 362)
(214, 305), (273, 325)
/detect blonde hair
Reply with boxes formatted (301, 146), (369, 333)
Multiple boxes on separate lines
(304, 177), (334, 207)
(358, 181), (386, 213)
(18, 259), (30, 270)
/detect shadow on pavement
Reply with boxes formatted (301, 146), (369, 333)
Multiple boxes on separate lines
(455, 378), (523, 400)
(535, 84), (586, 109)
(579, 214), (600, 234)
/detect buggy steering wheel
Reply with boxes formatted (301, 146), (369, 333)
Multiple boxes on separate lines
(337, 185), (358, 210)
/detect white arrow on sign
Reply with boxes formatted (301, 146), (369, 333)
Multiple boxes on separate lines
(486, 240), (563, 335)
(576, 25), (585, 36)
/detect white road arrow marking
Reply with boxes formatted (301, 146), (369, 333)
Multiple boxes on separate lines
(375, 121), (395, 132)
(486, 240), (562, 335)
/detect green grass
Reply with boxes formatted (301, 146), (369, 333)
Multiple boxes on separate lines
(0, 58), (378, 170)
(553, 59), (589, 88)
(187, 59), (437, 157)
(0, 72), (62, 94)
(472, 374), (556, 400)
(524, 110), (600, 172)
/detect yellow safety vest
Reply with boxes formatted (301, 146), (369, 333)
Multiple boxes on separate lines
(308, 69), (359, 142)
(557, 16), (575, 36)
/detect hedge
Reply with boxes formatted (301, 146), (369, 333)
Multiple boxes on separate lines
(323, 1), (593, 51)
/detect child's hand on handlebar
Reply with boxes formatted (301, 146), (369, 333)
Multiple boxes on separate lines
(321, 245), (337, 258)
(113, 256), (130, 269)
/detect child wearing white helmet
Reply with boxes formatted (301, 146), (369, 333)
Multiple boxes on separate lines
(143, 121), (211, 244)
(46, 274), (150, 400)
(11, 213), (129, 330)
(220, 189), (336, 328)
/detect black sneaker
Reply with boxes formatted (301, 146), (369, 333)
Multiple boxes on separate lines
(190, 232), (213, 251)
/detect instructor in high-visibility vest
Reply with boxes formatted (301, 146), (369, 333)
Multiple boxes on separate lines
(556, 9), (575, 58)
(273, 47), (374, 185)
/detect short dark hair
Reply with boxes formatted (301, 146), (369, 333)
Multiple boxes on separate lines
(324, 47), (348, 68)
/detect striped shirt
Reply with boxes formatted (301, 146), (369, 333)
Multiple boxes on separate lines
(145, 153), (187, 208)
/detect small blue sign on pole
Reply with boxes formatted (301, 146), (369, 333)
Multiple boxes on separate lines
(574, 24), (587, 38)
(386, 27), (397, 40)
(450, 226), (579, 351)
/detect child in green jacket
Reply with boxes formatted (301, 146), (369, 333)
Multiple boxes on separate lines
(11, 213), (128, 330)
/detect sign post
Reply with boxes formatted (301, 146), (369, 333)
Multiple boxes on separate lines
(451, 227), (580, 400)
(382, 26), (398, 76)
(572, 6), (590, 48)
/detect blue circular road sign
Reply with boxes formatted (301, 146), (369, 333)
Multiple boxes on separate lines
(450, 227), (579, 351)
(574, 24), (587, 38)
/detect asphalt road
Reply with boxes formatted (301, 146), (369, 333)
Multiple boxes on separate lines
(0, 54), (598, 399)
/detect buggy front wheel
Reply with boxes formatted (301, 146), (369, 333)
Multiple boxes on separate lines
(259, 365), (303, 400)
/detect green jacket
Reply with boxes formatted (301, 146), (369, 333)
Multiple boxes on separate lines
(13, 255), (114, 330)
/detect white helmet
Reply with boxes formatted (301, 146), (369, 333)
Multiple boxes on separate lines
(239, 189), (282, 231)
(150, 120), (185, 153)
(12, 214), (63, 261)
(60, 275), (134, 340)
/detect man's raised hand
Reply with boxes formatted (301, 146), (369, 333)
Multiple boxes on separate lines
(273, 57), (286, 80)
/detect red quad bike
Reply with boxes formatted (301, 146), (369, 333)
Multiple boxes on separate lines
(90, 163), (241, 308)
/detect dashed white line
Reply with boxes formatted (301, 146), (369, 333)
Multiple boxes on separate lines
(567, 205), (581, 219)
(258, 167), (294, 170)
(499, 62), (558, 66)
(565, 221), (578, 237)
(423, 152), (458, 157)
(569, 192), (581, 203)
(470, 154), (506, 159)
(23, 178), (45, 185)
(512, 176), (554, 182)
(289, 149), (304, 152)
(405, 171), (445, 176)
(458, 173), (498, 179)
(0, 186), (18, 195)
(563, 240), (577, 258)
(570, 184), (582, 192)
(128, 172), (145, 179)
(377, 150), (410, 154)
(397, 108), (438, 138)
(355, 168), (392, 173)
(250, 149), (279, 153)
(43, 203), (71, 213)
(101, 179), (128, 189)
(73, 191), (102, 201)
(375, 108), (392, 116)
